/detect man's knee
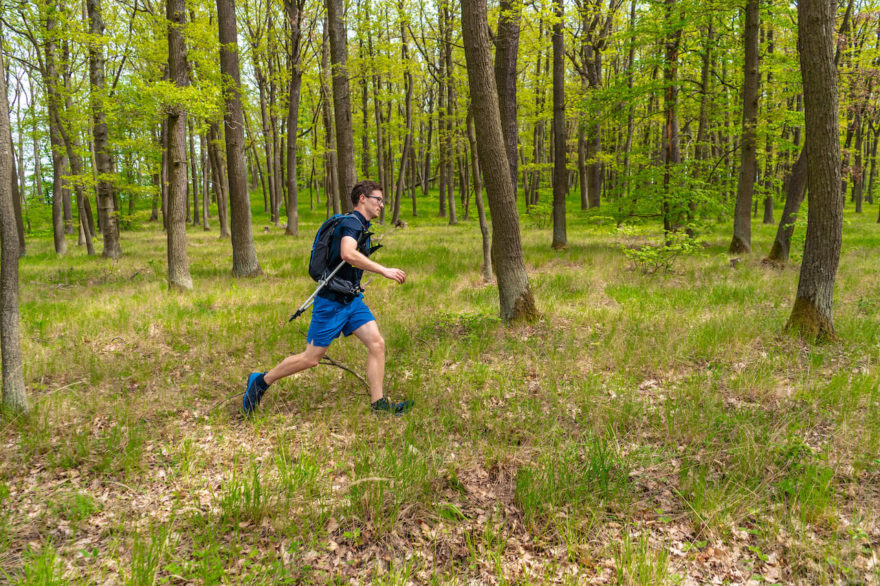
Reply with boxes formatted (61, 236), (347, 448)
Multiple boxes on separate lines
(367, 335), (385, 355)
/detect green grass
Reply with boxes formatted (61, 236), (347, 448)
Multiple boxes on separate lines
(1, 188), (879, 582)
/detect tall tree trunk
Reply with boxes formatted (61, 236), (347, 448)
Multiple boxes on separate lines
(43, 10), (68, 254)
(766, 150), (806, 263)
(551, 0), (567, 249)
(467, 109), (492, 283)
(0, 52), (27, 414)
(208, 122), (230, 237)
(284, 0), (305, 236)
(87, 0), (122, 259)
(444, 9), (457, 226)
(200, 131), (210, 229)
(786, 0), (843, 341)
(216, 0), (261, 277)
(392, 0), (413, 225)
(320, 24), (340, 214)
(325, 0), (356, 212)
(661, 0), (682, 234)
(166, 0), (192, 290)
(494, 0), (521, 190)
(8, 144), (25, 256)
(188, 119), (200, 225)
(461, 0), (537, 322)
(729, 0), (759, 254)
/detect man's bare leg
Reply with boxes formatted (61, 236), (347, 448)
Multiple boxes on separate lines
(264, 343), (328, 385)
(352, 321), (385, 403)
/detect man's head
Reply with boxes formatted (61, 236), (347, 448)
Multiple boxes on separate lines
(351, 180), (384, 220)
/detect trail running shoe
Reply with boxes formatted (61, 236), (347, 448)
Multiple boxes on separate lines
(371, 397), (414, 416)
(243, 372), (266, 415)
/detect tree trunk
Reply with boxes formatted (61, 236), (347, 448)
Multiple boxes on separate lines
(208, 122), (230, 237)
(325, 0), (356, 212)
(661, 0), (682, 234)
(188, 119), (200, 225)
(8, 143), (25, 256)
(87, 0), (122, 259)
(200, 131), (211, 230)
(786, 0), (843, 341)
(166, 0), (193, 290)
(467, 109), (492, 283)
(283, 0), (305, 236)
(216, 0), (261, 277)
(494, 0), (521, 190)
(392, 0), (413, 225)
(461, 0), (537, 322)
(551, 0), (567, 249)
(729, 0), (759, 254)
(0, 52), (27, 414)
(766, 149), (806, 263)
(43, 10), (68, 254)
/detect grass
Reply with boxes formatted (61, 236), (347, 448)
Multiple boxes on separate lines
(1, 187), (879, 582)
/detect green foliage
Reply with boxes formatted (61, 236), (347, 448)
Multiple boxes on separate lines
(620, 230), (705, 274)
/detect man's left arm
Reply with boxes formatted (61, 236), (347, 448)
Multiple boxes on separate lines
(340, 236), (406, 284)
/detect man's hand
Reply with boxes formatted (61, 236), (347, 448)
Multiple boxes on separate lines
(382, 267), (406, 284)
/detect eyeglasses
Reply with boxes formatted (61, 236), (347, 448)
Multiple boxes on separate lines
(364, 194), (384, 204)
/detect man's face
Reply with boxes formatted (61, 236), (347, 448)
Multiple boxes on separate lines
(361, 189), (384, 219)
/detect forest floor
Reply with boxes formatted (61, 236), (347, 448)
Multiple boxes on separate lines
(2, 201), (880, 584)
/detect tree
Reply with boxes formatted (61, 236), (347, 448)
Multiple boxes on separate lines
(728, 0), (759, 254)
(216, 0), (261, 277)
(461, 0), (537, 322)
(325, 0), (356, 213)
(283, 0), (306, 236)
(87, 0), (122, 259)
(166, 0), (192, 290)
(551, 0), (566, 249)
(494, 0), (521, 190)
(0, 50), (27, 414)
(785, 0), (843, 340)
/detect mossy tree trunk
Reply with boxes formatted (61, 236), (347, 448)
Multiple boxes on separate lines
(461, 0), (537, 322)
(786, 0), (843, 341)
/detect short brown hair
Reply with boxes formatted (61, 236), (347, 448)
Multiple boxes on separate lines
(351, 180), (382, 207)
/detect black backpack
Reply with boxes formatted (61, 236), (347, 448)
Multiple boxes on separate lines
(308, 214), (350, 282)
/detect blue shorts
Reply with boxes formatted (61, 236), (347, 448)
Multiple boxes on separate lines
(307, 295), (375, 347)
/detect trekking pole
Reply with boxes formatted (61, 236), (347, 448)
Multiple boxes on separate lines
(288, 259), (347, 322)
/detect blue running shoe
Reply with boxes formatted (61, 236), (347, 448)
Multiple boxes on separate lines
(243, 372), (267, 415)
(370, 397), (414, 416)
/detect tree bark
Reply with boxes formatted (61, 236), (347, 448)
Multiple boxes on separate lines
(729, 0), (759, 254)
(283, 0), (305, 236)
(188, 119), (200, 225)
(766, 149), (806, 264)
(661, 0), (682, 233)
(43, 10), (68, 254)
(461, 0), (537, 322)
(786, 0), (843, 341)
(0, 52), (27, 414)
(200, 131), (210, 230)
(467, 109), (492, 283)
(166, 0), (192, 290)
(494, 0), (521, 190)
(86, 0), (122, 259)
(551, 0), (567, 249)
(392, 0), (413, 225)
(325, 0), (356, 212)
(216, 0), (261, 277)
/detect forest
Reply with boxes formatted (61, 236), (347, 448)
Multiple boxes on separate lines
(0, 0), (878, 582)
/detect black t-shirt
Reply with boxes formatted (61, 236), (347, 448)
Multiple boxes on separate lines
(320, 211), (371, 298)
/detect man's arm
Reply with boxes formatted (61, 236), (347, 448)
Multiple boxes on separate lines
(340, 236), (406, 284)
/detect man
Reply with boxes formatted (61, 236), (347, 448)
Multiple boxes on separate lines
(243, 180), (413, 415)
